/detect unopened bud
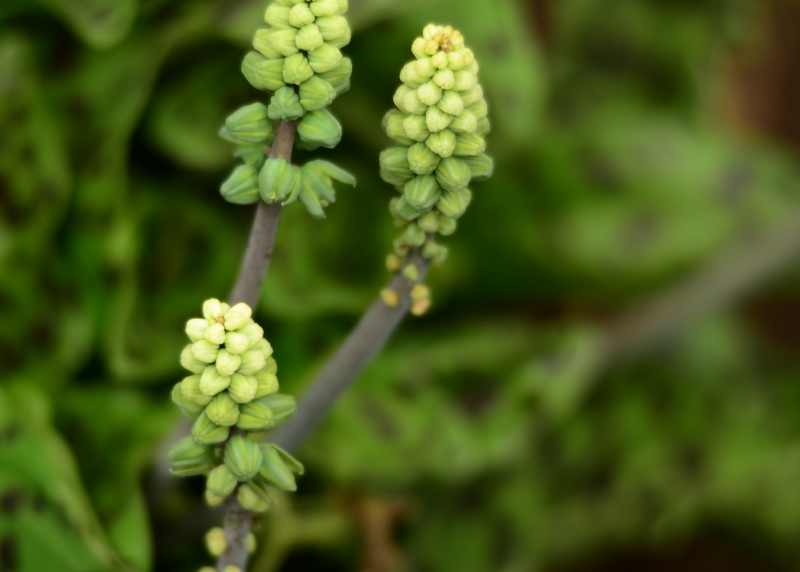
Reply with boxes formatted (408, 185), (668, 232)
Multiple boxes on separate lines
(239, 349), (267, 375)
(223, 103), (273, 145)
(256, 28), (297, 57)
(202, 298), (226, 320)
(259, 157), (302, 203)
(237, 399), (275, 430)
(267, 86), (304, 121)
(215, 350), (241, 377)
(181, 344), (206, 374)
(379, 147), (413, 188)
(295, 24), (324, 52)
(283, 53), (314, 85)
(403, 175), (440, 211)
(168, 437), (215, 477)
(264, 4), (291, 28)
(318, 56), (352, 94)
(435, 157), (472, 192)
(426, 130), (457, 158)
(242, 52), (285, 92)
(225, 435), (264, 481)
(384, 110), (413, 145)
(237, 483), (271, 513)
(229, 374), (258, 404)
(172, 383), (204, 416)
(206, 465), (238, 498)
(316, 15), (351, 48)
(402, 223), (427, 247)
(402, 115), (429, 142)
(299, 76), (336, 111)
(381, 288), (399, 308)
(192, 340), (219, 364)
(220, 164), (260, 206)
(437, 187), (472, 218)
(425, 107), (452, 133)
(205, 393), (240, 427)
(254, 371), (280, 398)
(258, 444), (298, 492)
(288, 3), (315, 27)
(310, 0), (340, 17)
(407, 143), (440, 175)
(417, 81), (442, 106)
(454, 133), (486, 157)
(464, 154), (494, 180)
(185, 318), (208, 342)
(205, 527), (227, 558)
(225, 332), (250, 355)
(192, 413), (230, 445)
(181, 375), (212, 407)
(297, 109), (342, 149)
(200, 366), (231, 396)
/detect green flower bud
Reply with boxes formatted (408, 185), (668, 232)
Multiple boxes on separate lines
(216, 350), (241, 377)
(172, 383), (204, 416)
(397, 86), (426, 115)
(423, 240), (449, 264)
(219, 165), (258, 205)
(225, 332), (250, 355)
(477, 117), (491, 136)
(192, 413), (230, 445)
(262, 393), (297, 424)
(435, 158), (472, 192)
(264, 4), (291, 28)
(259, 157), (302, 203)
(205, 491), (226, 508)
(255, 28), (297, 58)
(383, 110), (413, 145)
(229, 374), (258, 404)
(192, 340), (219, 364)
(234, 145), (267, 170)
(431, 51), (448, 69)
(241, 322), (264, 346)
(468, 99), (489, 119)
(204, 323), (226, 345)
(306, 159), (357, 187)
(295, 24), (324, 51)
(168, 437), (215, 477)
(299, 77), (336, 111)
(242, 52), (285, 92)
(225, 435), (264, 481)
(316, 16), (351, 48)
(448, 49), (471, 71)
(310, 0), (340, 17)
(464, 154), (494, 180)
(454, 133), (486, 156)
(237, 399), (275, 430)
(402, 115), (429, 142)
(450, 110), (478, 134)
(205, 527), (227, 558)
(418, 212), (440, 234)
(200, 366), (231, 396)
(390, 197), (422, 221)
(181, 375), (213, 407)
(402, 223), (427, 247)
(206, 465), (238, 498)
(268, 87), (304, 121)
(425, 107), (452, 133)
(454, 70), (477, 92)
(318, 56), (351, 94)
(439, 91), (464, 117)
(461, 85), (484, 106)
(297, 109), (342, 149)
(400, 61), (425, 88)
(185, 318), (208, 342)
(258, 445), (297, 492)
(239, 349), (267, 375)
(426, 130), (457, 158)
(224, 303), (252, 331)
(180, 344), (206, 374)
(433, 69), (456, 90)
(437, 187), (473, 219)
(222, 103), (273, 145)
(255, 337), (275, 357)
(203, 298), (227, 321)
(379, 147), (413, 187)
(288, 3), (315, 27)
(308, 43), (343, 73)
(407, 143), (440, 175)
(438, 214), (457, 236)
(403, 176), (440, 211)
(254, 371), (279, 398)
(237, 483), (271, 513)
(417, 81), (442, 106)
(206, 393), (240, 427)
(283, 53), (314, 85)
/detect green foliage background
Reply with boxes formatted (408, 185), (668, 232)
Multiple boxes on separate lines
(2, 0), (800, 570)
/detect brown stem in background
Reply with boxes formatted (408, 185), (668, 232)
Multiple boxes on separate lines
(272, 253), (430, 453)
(217, 120), (296, 572)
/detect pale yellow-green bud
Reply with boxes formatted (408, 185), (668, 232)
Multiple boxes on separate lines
(239, 349), (267, 375)
(225, 332), (250, 355)
(450, 110), (478, 134)
(237, 483), (271, 513)
(295, 24), (324, 51)
(225, 435), (264, 481)
(202, 298), (226, 320)
(205, 527), (227, 558)
(255, 337), (274, 357)
(181, 375), (213, 407)
(407, 143), (440, 175)
(241, 52), (285, 92)
(224, 303), (252, 331)
(469, 99), (489, 119)
(246, 533), (257, 554)
(259, 445), (298, 492)
(423, 240), (449, 264)
(229, 374), (258, 404)
(454, 133), (486, 157)
(206, 465), (238, 498)
(297, 109), (342, 149)
(237, 399), (274, 430)
(172, 383), (204, 416)
(205, 490), (226, 508)
(185, 318), (208, 342)
(241, 322), (264, 347)
(282, 53), (314, 85)
(257, 28), (298, 57)
(223, 103), (273, 145)
(384, 110), (413, 145)
(403, 264), (420, 282)
(251, 29), (281, 59)
(224, 566), (242, 572)
(192, 413), (230, 445)
(267, 86), (304, 121)
(402, 223), (426, 247)
(192, 340), (219, 364)
(418, 212), (439, 234)
(379, 147), (413, 188)
(180, 344), (206, 374)
(259, 157), (303, 203)
(403, 176), (440, 211)
(264, 4), (291, 28)
(288, 2), (315, 27)
(204, 322), (226, 345)
(299, 77), (336, 111)
(381, 288), (399, 307)
(264, 356), (278, 375)
(425, 107), (452, 133)
(310, 0), (340, 17)
(433, 69), (455, 90)
(206, 393), (240, 427)
(402, 115), (429, 142)
(316, 16), (351, 48)
(464, 154), (494, 180)
(438, 214), (457, 236)
(417, 81), (442, 106)
(220, 164), (260, 206)
(398, 87), (426, 115)
(439, 91), (464, 116)
(318, 56), (351, 94)
(168, 437), (215, 477)
(254, 371), (279, 398)
(200, 366), (231, 396)
(426, 130), (457, 158)
(436, 157), (472, 192)
(437, 187), (473, 219)
(390, 197), (421, 222)
(308, 43), (343, 74)
(454, 70), (477, 92)
(215, 350), (241, 377)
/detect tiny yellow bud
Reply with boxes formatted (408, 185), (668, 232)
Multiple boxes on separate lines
(411, 298), (432, 317)
(205, 527), (227, 557)
(381, 289), (399, 308)
(386, 254), (402, 272)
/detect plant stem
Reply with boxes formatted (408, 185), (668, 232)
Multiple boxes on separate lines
(272, 253), (430, 452)
(217, 120), (295, 572)
(228, 121), (297, 307)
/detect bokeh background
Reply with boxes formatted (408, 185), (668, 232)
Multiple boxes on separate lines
(3, 0), (800, 570)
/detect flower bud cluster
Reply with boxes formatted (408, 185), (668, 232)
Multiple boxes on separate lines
(169, 299), (304, 514)
(379, 24), (493, 265)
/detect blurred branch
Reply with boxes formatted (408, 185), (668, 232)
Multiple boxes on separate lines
(228, 121), (296, 308)
(598, 212), (800, 368)
(217, 121), (296, 572)
(272, 254), (429, 452)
